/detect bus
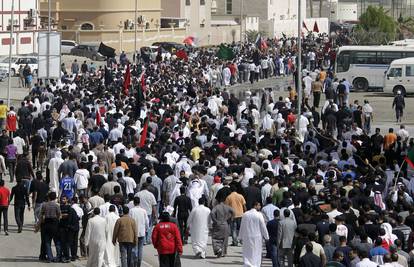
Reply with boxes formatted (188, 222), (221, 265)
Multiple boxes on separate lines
(335, 46), (414, 91)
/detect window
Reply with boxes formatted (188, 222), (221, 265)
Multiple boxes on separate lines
(80, 23), (93, 30)
(351, 51), (377, 64)
(376, 51), (402, 65)
(186, 0), (190, 5)
(200, 0), (205, 5)
(406, 65), (414, 76)
(226, 0), (232, 14)
(336, 51), (350, 72)
(388, 67), (402, 77)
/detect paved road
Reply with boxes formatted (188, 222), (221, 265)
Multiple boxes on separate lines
(0, 75), (413, 266)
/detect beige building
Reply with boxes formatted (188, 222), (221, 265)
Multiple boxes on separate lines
(39, 0), (185, 52)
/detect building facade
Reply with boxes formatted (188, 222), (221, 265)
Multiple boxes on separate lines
(0, 0), (39, 55)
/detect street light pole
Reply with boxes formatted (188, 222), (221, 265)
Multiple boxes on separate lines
(46, 0), (51, 84)
(134, 0), (138, 62)
(296, 0), (302, 130)
(7, 0), (15, 107)
(240, 0), (244, 43)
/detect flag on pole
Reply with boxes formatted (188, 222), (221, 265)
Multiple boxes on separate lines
(176, 49), (188, 61)
(123, 64), (131, 96)
(303, 21), (309, 32)
(405, 148), (414, 168)
(216, 45), (235, 60)
(98, 42), (116, 58)
(139, 118), (149, 148)
(313, 21), (320, 33)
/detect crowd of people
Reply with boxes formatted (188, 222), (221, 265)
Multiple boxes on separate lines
(0, 32), (412, 267)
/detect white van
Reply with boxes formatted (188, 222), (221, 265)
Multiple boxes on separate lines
(0, 56), (38, 76)
(384, 57), (414, 95)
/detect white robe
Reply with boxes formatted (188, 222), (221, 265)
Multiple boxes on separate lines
(222, 67), (231, 86)
(48, 151), (63, 192)
(187, 179), (208, 208)
(187, 204), (211, 258)
(85, 215), (107, 267)
(238, 209), (269, 267)
(104, 212), (120, 267)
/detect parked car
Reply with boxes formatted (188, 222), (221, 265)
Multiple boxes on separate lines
(61, 40), (78, 54)
(70, 45), (106, 61)
(151, 42), (186, 54)
(0, 56), (38, 76)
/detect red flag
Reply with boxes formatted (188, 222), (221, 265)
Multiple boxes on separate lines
(313, 21), (319, 33)
(176, 49), (188, 61)
(96, 110), (101, 126)
(123, 64), (131, 95)
(140, 71), (146, 93)
(303, 21), (309, 31)
(139, 118), (149, 148)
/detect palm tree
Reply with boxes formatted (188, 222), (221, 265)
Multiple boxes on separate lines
(396, 15), (414, 39)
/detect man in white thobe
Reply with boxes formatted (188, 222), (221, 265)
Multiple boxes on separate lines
(85, 208), (107, 267)
(187, 198), (211, 258)
(239, 201), (269, 267)
(104, 206), (120, 267)
(222, 65), (231, 86)
(48, 151), (64, 192)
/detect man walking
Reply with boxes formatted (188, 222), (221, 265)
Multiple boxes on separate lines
(392, 90), (405, 122)
(112, 206), (137, 267)
(152, 211), (183, 267)
(85, 208), (106, 267)
(225, 185), (246, 246)
(210, 195), (235, 257)
(10, 178), (30, 233)
(239, 201), (269, 267)
(187, 197), (211, 258)
(105, 205), (120, 267)
(129, 197), (149, 267)
(0, 180), (10, 235)
(267, 209), (281, 267)
(277, 209), (297, 267)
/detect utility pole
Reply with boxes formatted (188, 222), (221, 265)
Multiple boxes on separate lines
(240, 0), (244, 43)
(46, 0), (51, 84)
(134, 0), (138, 63)
(7, 0), (15, 107)
(296, 0), (302, 130)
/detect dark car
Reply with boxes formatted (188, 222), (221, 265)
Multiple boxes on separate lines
(70, 45), (106, 61)
(151, 42), (186, 54)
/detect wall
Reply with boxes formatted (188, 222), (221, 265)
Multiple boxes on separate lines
(271, 17), (329, 37)
(59, 24), (240, 52)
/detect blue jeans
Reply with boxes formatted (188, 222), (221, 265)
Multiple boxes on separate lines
(270, 244), (280, 267)
(231, 217), (241, 245)
(145, 215), (153, 244)
(119, 242), (134, 267)
(133, 237), (145, 267)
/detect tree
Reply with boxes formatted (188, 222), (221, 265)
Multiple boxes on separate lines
(396, 15), (414, 39)
(355, 6), (397, 44)
(245, 30), (267, 43)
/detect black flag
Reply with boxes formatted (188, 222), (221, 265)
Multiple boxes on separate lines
(98, 42), (116, 58)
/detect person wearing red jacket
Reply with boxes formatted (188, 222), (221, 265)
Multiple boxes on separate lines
(152, 211), (183, 267)
(0, 179), (10, 235)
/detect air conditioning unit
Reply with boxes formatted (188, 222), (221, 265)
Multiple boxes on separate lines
(29, 9), (36, 18)
(137, 15), (146, 25)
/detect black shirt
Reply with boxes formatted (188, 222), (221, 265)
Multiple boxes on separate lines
(173, 195), (192, 219)
(10, 183), (30, 207)
(89, 174), (106, 194)
(30, 179), (49, 204)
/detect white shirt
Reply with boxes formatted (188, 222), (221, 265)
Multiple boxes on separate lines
(357, 258), (381, 267)
(13, 136), (26, 155)
(134, 190), (156, 216)
(99, 202), (119, 218)
(108, 128), (123, 142)
(327, 209), (343, 223)
(74, 168), (90, 190)
(129, 206), (149, 237)
(113, 142), (126, 155)
(124, 176), (137, 195)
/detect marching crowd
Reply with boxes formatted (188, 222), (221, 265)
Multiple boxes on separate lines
(0, 33), (413, 267)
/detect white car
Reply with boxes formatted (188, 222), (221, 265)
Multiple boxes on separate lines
(61, 40), (78, 54)
(0, 56), (38, 76)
